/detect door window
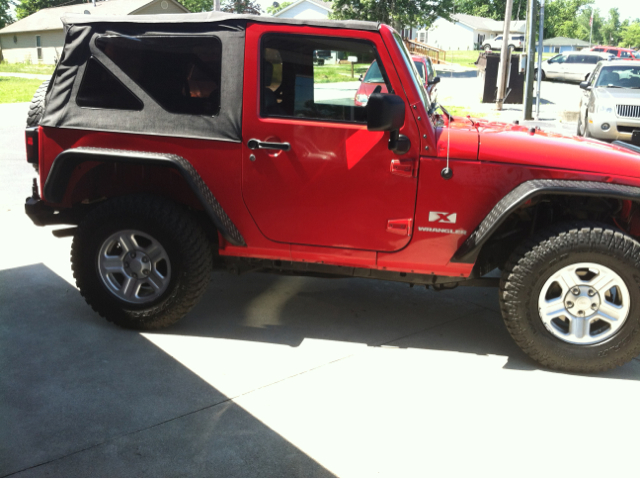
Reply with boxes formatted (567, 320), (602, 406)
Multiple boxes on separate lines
(260, 34), (389, 123)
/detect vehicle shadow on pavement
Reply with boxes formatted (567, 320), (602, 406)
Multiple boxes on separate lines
(0, 263), (335, 478)
(163, 272), (640, 381)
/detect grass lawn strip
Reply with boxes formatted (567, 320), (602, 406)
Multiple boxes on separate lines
(0, 77), (43, 103)
(0, 61), (55, 75)
(314, 63), (369, 83)
(444, 50), (558, 69)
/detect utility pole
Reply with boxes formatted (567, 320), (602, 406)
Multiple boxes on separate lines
(589, 9), (593, 47)
(496, 0), (514, 110)
(214, 0), (220, 11)
(535, 0), (545, 120)
(523, 0), (536, 120)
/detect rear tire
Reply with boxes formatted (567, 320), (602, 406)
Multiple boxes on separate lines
(72, 195), (212, 330)
(26, 79), (49, 128)
(26, 79), (49, 173)
(500, 223), (640, 373)
(535, 69), (546, 81)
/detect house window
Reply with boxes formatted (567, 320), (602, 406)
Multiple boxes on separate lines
(36, 35), (42, 62)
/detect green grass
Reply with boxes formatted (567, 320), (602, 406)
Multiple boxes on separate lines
(0, 77), (43, 103)
(444, 50), (557, 69)
(0, 61), (55, 75)
(314, 63), (370, 83)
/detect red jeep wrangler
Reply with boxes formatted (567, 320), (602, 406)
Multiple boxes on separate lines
(24, 12), (640, 373)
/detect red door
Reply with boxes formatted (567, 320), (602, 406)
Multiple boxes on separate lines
(242, 24), (420, 252)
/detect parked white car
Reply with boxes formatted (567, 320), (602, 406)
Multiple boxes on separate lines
(536, 51), (613, 82)
(577, 60), (640, 142)
(482, 34), (525, 51)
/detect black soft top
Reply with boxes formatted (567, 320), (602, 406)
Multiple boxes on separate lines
(40, 13), (380, 143)
(61, 11), (380, 32)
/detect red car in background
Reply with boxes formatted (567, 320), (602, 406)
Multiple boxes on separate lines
(589, 45), (640, 60)
(354, 55), (438, 106)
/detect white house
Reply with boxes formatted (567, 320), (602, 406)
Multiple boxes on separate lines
(272, 0), (331, 20)
(0, 0), (189, 64)
(415, 14), (526, 51)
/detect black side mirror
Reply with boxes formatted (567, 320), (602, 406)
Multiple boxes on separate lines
(359, 74), (363, 81)
(366, 93), (405, 132)
(579, 81), (591, 90)
(428, 76), (441, 86)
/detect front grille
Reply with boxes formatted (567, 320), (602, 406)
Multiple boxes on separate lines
(616, 104), (640, 118)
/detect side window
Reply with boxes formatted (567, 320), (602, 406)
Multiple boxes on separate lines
(620, 50), (630, 58)
(413, 60), (425, 81)
(593, 48), (604, 52)
(260, 34), (389, 123)
(586, 56), (599, 64)
(566, 55), (578, 64)
(495, 36), (503, 41)
(588, 65), (601, 86)
(77, 57), (143, 111)
(96, 35), (222, 116)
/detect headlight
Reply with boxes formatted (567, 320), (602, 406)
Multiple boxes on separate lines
(597, 105), (614, 114)
(356, 94), (369, 104)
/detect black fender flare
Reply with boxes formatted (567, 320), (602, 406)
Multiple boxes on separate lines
(451, 179), (640, 264)
(44, 147), (246, 247)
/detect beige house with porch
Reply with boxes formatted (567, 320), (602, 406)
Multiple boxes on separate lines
(0, 0), (189, 64)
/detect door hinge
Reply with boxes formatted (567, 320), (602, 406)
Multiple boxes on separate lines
(387, 218), (413, 236)
(390, 159), (416, 178)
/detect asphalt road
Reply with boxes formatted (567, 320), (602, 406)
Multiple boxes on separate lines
(1, 102), (639, 477)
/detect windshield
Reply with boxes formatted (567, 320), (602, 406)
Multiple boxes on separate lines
(634, 51), (640, 60)
(363, 60), (385, 83)
(596, 65), (640, 88)
(392, 31), (431, 109)
(413, 60), (426, 81)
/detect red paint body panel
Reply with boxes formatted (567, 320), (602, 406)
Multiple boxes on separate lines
(33, 23), (640, 280)
(476, 120), (640, 178)
(241, 23), (421, 252)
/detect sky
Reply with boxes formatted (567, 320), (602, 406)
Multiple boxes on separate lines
(590, 0), (638, 21)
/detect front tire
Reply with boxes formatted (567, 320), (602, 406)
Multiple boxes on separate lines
(500, 223), (640, 373)
(72, 195), (212, 330)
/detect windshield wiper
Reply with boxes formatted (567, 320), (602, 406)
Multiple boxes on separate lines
(603, 85), (624, 88)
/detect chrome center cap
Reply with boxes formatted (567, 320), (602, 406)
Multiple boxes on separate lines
(125, 251), (150, 278)
(564, 285), (600, 317)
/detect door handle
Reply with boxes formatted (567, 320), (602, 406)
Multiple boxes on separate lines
(247, 139), (291, 152)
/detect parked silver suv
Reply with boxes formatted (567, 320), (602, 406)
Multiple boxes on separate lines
(577, 60), (640, 142)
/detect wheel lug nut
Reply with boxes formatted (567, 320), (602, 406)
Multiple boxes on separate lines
(566, 301), (574, 308)
(577, 310), (584, 316)
(142, 269), (149, 276)
(592, 303), (598, 310)
(124, 262), (129, 268)
(130, 252), (136, 258)
(142, 257), (149, 263)
(132, 273), (137, 278)
(572, 288), (580, 295)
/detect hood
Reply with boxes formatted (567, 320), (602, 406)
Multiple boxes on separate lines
(593, 87), (640, 104)
(473, 119), (640, 179)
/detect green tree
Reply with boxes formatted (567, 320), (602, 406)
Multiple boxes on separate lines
(543, 0), (593, 39)
(175, 0), (208, 12)
(221, 0), (261, 13)
(1, 0), (14, 28)
(266, 1), (292, 15)
(620, 20), (640, 49)
(15, 0), (87, 20)
(575, 7), (603, 44)
(600, 7), (620, 46)
(331, 0), (455, 32)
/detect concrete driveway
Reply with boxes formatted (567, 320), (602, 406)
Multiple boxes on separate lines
(1, 103), (639, 477)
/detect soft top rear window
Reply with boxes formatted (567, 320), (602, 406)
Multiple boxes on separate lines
(96, 35), (222, 117)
